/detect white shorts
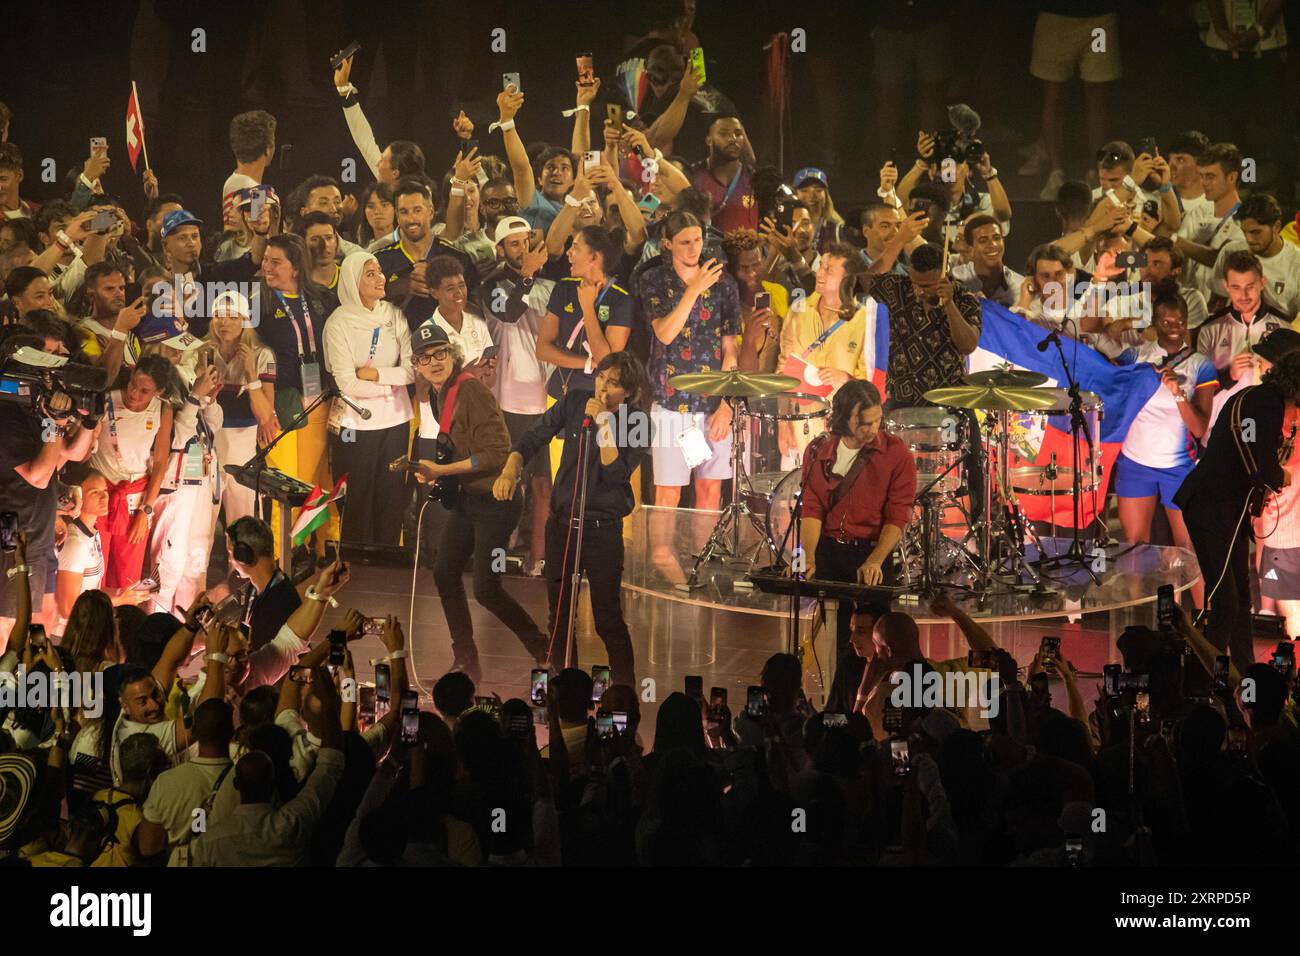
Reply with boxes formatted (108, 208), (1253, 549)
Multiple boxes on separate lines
(650, 403), (733, 487)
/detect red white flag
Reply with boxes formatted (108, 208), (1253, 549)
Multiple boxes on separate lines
(125, 84), (146, 171)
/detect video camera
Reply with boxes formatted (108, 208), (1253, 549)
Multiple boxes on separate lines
(929, 103), (985, 168)
(0, 344), (108, 430)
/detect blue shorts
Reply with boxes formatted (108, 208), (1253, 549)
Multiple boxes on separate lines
(1115, 453), (1192, 510)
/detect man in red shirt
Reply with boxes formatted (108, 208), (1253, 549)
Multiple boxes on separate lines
(689, 116), (757, 235)
(800, 380), (916, 657)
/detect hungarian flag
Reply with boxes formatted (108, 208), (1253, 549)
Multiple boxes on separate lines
(125, 84), (146, 171)
(291, 475), (347, 546)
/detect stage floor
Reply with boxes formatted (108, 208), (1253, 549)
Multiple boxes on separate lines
(317, 506), (1220, 743)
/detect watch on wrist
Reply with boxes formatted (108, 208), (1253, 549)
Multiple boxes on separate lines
(140, 503), (154, 517)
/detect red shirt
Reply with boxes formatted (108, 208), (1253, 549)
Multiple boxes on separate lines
(800, 431), (916, 542)
(690, 163), (758, 234)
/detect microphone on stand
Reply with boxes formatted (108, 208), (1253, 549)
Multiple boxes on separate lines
(1037, 329), (1061, 353)
(329, 385), (372, 421)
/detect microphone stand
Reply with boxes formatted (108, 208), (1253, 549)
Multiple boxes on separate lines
(563, 414), (598, 669)
(240, 386), (340, 569)
(1039, 329), (1100, 583)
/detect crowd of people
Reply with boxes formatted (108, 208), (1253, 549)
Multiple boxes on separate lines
(1, 0), (1300, 866)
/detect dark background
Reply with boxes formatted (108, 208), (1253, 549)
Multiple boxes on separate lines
(2, 0), (1296, 270)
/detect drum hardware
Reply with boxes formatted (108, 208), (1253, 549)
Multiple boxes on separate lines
(666, 371), (799, 591)
(1031, 333), (1103, 581)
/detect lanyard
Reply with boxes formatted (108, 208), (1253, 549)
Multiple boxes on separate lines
(802, 315), (847, 359)
(564, 282), (613, 351)
(105, 392), (123, 466)
(718, 164), (744, 210)
(366, 326), (382, 366)
(275, 292), (317, 359)
(1212, 201), (1242, 241)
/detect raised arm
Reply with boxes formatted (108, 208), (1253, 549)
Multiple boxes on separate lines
(495, 85), (533, 210)
(334, 53), (383, 178)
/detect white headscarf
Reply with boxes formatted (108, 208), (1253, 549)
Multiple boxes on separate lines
(333, 250), (403, 331)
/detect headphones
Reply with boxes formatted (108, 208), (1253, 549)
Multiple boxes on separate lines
(227, 518), (257, 565)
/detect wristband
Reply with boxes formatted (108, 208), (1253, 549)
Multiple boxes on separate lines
(652, 148), (665, 163)
(1174, 393), (1187, 403)
(244, 381), (262, 392)
(336, 83), (358, 97)
(1124, 221), (1138, 238)
(110, 328), (128, 341)
(983, 167), (999, 180)
(564, 193), (584, 208)
(1157, 182), (1173, 193)
(560, 104), (590, 117)
(386, 648), (407, 661)
(56, 230), (75, 252)
(206, 651), (230, 665)
(6, 565), (28, 580)
(305, 586), (339, 607)
(1122, 175), (1138, 193)
(450, 187), (466, 197)
(489, 119), (516, 133)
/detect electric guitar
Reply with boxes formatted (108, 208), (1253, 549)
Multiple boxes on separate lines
(389, 433), (462, 509)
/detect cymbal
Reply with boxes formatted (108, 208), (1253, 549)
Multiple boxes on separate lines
(922, 385), (1061, 411)
(964, 368), (1049, 389)
(668, 370), (800, 398)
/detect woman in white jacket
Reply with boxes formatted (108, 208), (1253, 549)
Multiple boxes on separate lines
(324, 251), (414, 547)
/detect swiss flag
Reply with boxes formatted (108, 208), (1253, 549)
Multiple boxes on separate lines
(125, 85), (145, 171)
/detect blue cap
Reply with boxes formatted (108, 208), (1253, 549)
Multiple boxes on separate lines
(161, 209), (203, 238)
(792, 167), (827, 189)
(137, 309), (201, 352)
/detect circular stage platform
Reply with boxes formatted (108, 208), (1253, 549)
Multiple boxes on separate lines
(624, 506), (1199, 629)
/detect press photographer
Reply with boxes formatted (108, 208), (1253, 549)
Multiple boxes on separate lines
(0, 334), (102, 642)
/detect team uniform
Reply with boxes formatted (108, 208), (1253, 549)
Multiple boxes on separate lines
(211, 345), (277, 523)
(374, 238), (479, 332)
(87, 391), (164, 588)
(1114, 341), (1218, 507)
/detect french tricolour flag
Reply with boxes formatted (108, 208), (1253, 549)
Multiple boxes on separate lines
(864, 299), (1159, 527)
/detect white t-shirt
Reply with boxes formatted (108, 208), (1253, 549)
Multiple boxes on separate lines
(1211, 240), (1300, 318)
(88, 391), (164, 485)
(1178, 199), (1245, 302)
(488, 276), (556, 416)
(57, 519), (104, 593)
(431, 307), (493, 366)
(1119, 341), (1219, 470)
(832, 439), (859, 477)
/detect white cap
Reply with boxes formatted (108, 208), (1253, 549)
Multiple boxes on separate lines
(211, 289), (252, 317)
(493, 216), (532, 244)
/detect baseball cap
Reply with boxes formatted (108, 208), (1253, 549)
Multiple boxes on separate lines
(161, 209), (203, 238)
(412, 321), (451, 353)
(792, 167), (828, 189)
(236, 185), (281, 209)
(494, 215), (532, 244)
(1255, 327), (1300, 365)
(137, 311), (202, 352)
(211, 289), (252, 317)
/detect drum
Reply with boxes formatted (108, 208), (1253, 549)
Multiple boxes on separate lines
(743, 391), (830, 422)
(764, 468), (803, 565)
(1004, 389), (1104, 495)
(741, 470), (791, 517)
(885, 405), (966, 494)
(742, 391), (830, 473)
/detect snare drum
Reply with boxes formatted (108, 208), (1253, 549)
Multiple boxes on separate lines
(1006, 389), (1104, 495)
(886, 405), (966, 494)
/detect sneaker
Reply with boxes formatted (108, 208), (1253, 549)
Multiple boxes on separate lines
(1038, 168), (1066, 201)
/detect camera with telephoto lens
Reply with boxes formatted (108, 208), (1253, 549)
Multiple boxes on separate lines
(0, 342), (109, 431)
(929, 128), (985, 168)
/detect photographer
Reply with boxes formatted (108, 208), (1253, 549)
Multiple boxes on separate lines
(0, 333), (97, 641)
(898, 123), (1011, 234)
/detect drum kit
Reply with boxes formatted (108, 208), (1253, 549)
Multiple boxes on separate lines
(666, 366), (1106, 599)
